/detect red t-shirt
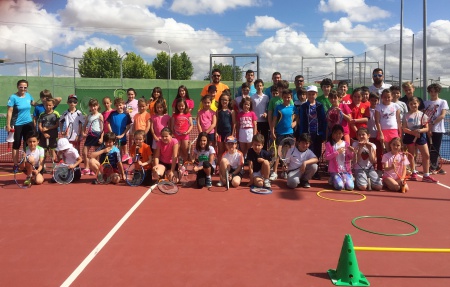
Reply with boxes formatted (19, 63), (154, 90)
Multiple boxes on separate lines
(348, 101), (370, 138)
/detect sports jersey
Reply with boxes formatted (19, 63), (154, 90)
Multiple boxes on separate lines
(25, 146), (45, 167)
(193, 146), (216, 168)
(60, 109), (84, 142)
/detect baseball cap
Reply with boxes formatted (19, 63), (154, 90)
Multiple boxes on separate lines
(306, 85), (318, 93)
(68, 94), (78, 100)
(226, 136), (237, 143)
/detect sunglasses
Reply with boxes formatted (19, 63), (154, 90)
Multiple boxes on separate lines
(18, 86), (28, 89)
(212, 74), (221, 77)
(373, 74), (383, 78)
(68, 100), (78, 104)
(297, 80), (304, 82)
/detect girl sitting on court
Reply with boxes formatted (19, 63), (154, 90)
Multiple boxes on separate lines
(55, 138), (83, 182)
(217, 136), (244, 188)
(382, 137), (410, 192)
(152, 127), (179, 182)
(325, 124), (355, 191)
(352, 127), (382, 191)
(192, 132), (216, 188)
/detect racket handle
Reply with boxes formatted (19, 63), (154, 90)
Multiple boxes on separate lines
(400, 183), (406, 193)
(412, 136), (418, 143)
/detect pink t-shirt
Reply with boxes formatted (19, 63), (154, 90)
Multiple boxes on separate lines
(172, 112), (191, 135)
(125, 99), (138, 121)
(151, 114), (171, 138)
(172, 98), (194, 112)
(382, 152), (410, 180)
(197, 109), (215, 134)
(237, 111), (257, 129)
(158, 137), (178, 164)
(102, 109), (115, 133)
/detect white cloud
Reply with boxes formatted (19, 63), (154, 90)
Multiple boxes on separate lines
(319, 0), (390, 22)
(245, 16), (286, 37)
(170, 0), (268, 15)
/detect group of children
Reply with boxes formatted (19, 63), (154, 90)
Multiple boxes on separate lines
(19, 76), (448, 193)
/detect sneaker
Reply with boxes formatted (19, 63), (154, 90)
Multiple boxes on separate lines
(269, 172), (278, 181)
(81, 168), (90, 175)
(92, 180), (99, 185)
(422, 175), (439, 183)
(24, 175), (32, 186)
(263, 179), (271, 188)
(89, 171), (96, 176)
(128, 157), (133, 165)
(205, 177), (212, 188)
(13, 165), (19, 173)
(409, 172), (418, 181)
(216, 181), (223, 187)
(437, 169), (446, 175)
(121, 154), (131, 163)
(301, 180), (311, 188)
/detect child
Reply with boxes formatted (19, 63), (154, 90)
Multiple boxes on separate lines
(199, 85), (218, 112)
(150, 98), (171, 152)
(107, 97), (132, 162)
(59, 94), (84, 150)
(390, 86), (408, 122)
(82, 99), (104, 175)
(20, 131), (44, 185)
(197, 95), (217, 147)
(402, 97), (438, 183)
(33, 89), (62, 128)
(316, 78), (333, 112)
(400, 81), (425, 111)
(327, 90), (352, 144)
(89, 132), (125, 184)
(217, 136), (244, 188)
(425, 83), (449, 174)
(148, 87), (164, 117)
(102, 96), (114, 133)
(55, 138), (83, 182)
(172, 85), (194, 113)
(294, 88), (307, 108)
(267, 80), (291, 138)
(360, 86), (370, 105)
(382, 137), (410, 192)
(129, 130), (153, 186)
(152, 127), (179, 182)
(246, 133), (272, 188)
(375, 89), (402, 152)
(38, 98), (60, 167)
(367, 93), (383, 171)
(125, 88), (139, 121)
(234, 82), (251, 113)
(348, 88), (370, 141)
(171, 97), (193, 162)
(297, 85), (326, 180)
(237, 97), (257, 160)
(251, 79), (270, 149)
(325, 124), (355, 191)
(352, 128), (382, 191)
(339, 80), (352, 105)
(192, 132), (216, 188)
(284, 133), (318, 189)
(133, 98), (151, 138)
(270, 89), (297, 180)
(216, 91), (236, 165)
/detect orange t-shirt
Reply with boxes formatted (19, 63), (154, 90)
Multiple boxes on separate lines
(148, 98), (166, 116)
(130, 142), (152, 170)
(200, 82), (230, 102)
(133, 111), (150, 132)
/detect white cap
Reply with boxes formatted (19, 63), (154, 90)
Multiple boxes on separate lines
(56, 138), (73, 151)
(306, 85), (318, 93)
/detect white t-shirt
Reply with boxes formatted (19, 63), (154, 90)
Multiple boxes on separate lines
(334, 141), (346, 172)
(375, 103), (399, 129)
(61, 146), (80, 165)
(424, 99), (449, 133)
(367, 107), (378, 138)
(25, 146), (45, 167)
(222, 150), (244, 169)
(352, 141), (376, 170)
(251, 93), (269, 122)
(369, 82), (392, 96)
(394, 101), (408, 122)
(193, 146), (216, 168)
(60, 109), (85, 142)
(285, 147), (316, 171)
(403, 111), (425, 131)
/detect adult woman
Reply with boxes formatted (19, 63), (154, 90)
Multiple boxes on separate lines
(6, 79), (36, 172)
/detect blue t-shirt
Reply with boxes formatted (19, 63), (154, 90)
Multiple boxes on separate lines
(99, 145), (121, 169)
(33, 104), (45, 119)
(107, 111), (132, 135)
(7, 93), (34, 126)
(274, 104), (296, 135)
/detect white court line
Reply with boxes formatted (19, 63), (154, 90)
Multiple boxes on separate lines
(60, 184), (158, 287)
(416, 174), (450, 190)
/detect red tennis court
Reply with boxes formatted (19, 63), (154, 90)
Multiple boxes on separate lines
(2, 163), (450, 287)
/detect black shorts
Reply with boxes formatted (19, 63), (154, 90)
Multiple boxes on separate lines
(229, 167), (243, 179)
(207, 133), (215, 143)
(39, 135), (57, 149)
(160, 162), (179, 173)
(12, 122), (34, 150)
(217, 131), (232, 142)
(275, 133), (294, 146)
(84, 135), (101, 147)
(403, 133), (427, 146)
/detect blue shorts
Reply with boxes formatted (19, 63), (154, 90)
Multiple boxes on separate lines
(403, 133), (427, 146)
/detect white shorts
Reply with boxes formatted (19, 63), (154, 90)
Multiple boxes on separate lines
(239, 128), (254, 143)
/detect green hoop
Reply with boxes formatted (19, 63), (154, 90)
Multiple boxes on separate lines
(352, 215), (419, 236)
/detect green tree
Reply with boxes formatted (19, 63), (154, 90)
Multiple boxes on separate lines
(78, 47), (120, 78)
(152, 51), (194, 80)
(203, 63), (242, 81)
(152, 52), (170, 79)
(122, 52), (156, 79)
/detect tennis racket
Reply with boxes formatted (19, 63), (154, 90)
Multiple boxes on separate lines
(326, 107), (343, 133)
(278, 137), (296, 178)
(392, 152), (409, 193)
(225, 169), (230, 190)
(53, 164), (75, 184)
(157, 174), (179, 194)
(86, 115), (103, 138)
(14, 156), (34, 189)
(126, 147), (145, 187)
(180, 161), (196, 187)
(173, 115), (190, 136)
(250, 186), (273, 195)
(97, 151), (115, 184)
(413, 104), (438, 143)
(65, 122), (74, 140)
(268, 139), (277, 168)
(428, 140), (443, 174)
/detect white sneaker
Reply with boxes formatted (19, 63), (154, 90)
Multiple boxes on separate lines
(263, 179), (271, 188)
(216, 181), (223, 187)
(269, 172), (278, 181)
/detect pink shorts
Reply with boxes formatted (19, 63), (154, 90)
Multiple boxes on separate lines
(175, 134), (189, 141)
(382, 129), (399, 144)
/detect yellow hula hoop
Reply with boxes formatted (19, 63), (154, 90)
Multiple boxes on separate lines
(316, 189), (367, 202)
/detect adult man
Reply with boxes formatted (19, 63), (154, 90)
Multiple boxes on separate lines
(200, 68), (230, 103)
(369, 68), (391, 96)
(235, 69), (256, 98)
(264, 72), (282, 100)
(292, 75), (305, 102)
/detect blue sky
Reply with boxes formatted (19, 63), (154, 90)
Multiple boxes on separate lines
(1, 0), (449, 82)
